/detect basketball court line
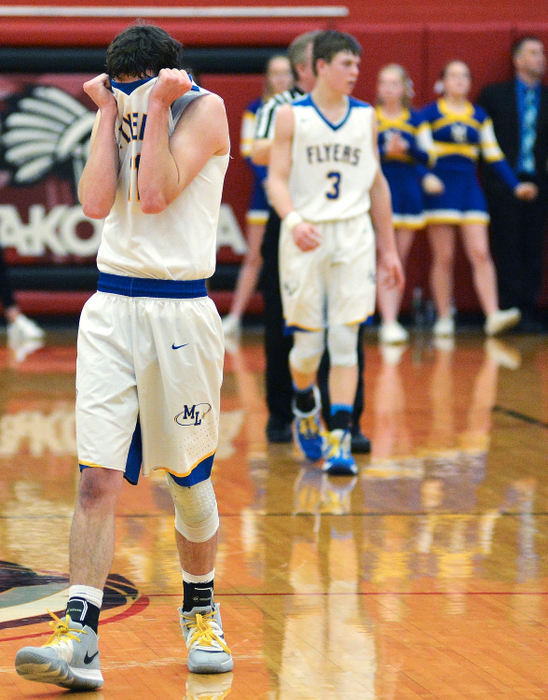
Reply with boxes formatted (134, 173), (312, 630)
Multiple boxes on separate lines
(146, 591), (548, 597)
(492, 405), (548, 429)
(1, 597), (149, 643)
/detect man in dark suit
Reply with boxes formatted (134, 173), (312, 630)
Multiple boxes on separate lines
(478, 36), (548, 330)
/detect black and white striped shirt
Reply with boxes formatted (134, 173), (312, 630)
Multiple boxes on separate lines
(253, 86), (305, 140)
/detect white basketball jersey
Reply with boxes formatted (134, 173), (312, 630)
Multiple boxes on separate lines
(97, 77), (229, 280)
(289, 95), (377, 222)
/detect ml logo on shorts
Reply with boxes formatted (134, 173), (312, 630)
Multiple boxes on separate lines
(175, 403), (212, 427)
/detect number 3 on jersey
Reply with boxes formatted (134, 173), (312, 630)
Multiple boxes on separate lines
(326, 171), (341, 200)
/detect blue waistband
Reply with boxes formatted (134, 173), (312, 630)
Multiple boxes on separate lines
(97, 272), (208, 298)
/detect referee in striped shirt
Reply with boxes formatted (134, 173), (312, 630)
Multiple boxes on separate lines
(252, 85), (308, 164)
(253, 31), (370, 453)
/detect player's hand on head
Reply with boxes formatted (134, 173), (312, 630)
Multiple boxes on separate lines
(292, 222), (322, 252)
(151, 68), (193, 105)
(83, 73), (116, 110)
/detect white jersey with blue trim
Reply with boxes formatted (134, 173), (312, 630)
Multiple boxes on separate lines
(289, 95), (377, 223)
(97, 76), (229, 280)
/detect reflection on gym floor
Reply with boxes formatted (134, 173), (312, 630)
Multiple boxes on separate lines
(0, 328), (546, 698)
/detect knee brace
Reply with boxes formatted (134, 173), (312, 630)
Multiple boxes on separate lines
(166, 474), (219, 543)
(289, 330), (324, 374)
(327, 323), (359, 367)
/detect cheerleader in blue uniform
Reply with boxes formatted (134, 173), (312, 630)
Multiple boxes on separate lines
(376, 64), (443, 344)
(222, 54), (292, 337)
(422, 61), (537, 337)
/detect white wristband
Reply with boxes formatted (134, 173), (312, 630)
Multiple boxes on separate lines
(283, 210), (303, 232)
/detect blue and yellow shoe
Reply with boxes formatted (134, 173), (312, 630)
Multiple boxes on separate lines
(293, 386), (324, 461)
(322, 429), (357, 475)
(180, 604), (233, 674)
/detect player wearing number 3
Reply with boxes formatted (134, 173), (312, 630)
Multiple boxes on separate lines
(267, 30), (404, 475)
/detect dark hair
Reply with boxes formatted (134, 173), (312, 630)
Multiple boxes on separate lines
(512, 35), (543, 58)
(288, 31), (321, 82)
(312, 30), (362, 76)
(106, 24), (183, 80)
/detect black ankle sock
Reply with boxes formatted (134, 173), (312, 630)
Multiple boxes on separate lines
(65, 597), (100, 633)
(329, 409), (352, 432)
(183, 580), (214, 612)
(295, 387), (316, 413)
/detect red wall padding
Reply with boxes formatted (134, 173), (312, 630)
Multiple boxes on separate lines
(1, 8), (547, 315)
(203, 23), (548, 314)
(1, 1), (546, 46)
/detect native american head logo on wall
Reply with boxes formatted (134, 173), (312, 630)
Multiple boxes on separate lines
(0, 78), (102, 261)
(0, 76), (245, 263)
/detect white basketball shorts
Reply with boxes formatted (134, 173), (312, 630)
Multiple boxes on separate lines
(76, 274), (224, 486)
(279, 212), (376, 331)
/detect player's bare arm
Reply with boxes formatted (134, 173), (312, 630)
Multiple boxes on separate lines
(368, 115), (405, 291)
(371, 168), (405, 292)
(267, 104), (321, 251)
(251, 137), (272, 166)
(266, 104), (295, 217)
(78, 73), (119, 219)
(138, 69), (229, 214)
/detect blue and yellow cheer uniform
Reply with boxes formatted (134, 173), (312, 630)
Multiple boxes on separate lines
(420, 98), (519, 224)
(240, 97), (269, 225)
(376, 106), (435, 229)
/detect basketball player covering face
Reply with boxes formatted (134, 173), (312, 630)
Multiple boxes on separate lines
(15, 25), (233, 689)
(267, 30), (404, 476)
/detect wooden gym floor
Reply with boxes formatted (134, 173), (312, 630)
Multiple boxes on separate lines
(0, 325), (546, 699)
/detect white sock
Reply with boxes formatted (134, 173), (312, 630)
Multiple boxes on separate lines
(68, 584), (104, 609)
(182, 569), (215, 584)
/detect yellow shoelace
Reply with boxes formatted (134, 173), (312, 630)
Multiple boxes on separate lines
(323, 431), (342, 458)
(183, 611), (231, 654)
(300, 415), (320, 437)
(44, 610), (86, 647)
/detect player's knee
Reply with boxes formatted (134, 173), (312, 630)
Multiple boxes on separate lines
(327, 323), (359, 367)
(166, 474), (219, 543)
(78, 466), (123, 510)
(289, 331), (324, 374)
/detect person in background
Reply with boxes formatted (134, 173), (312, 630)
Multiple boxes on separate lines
(421, 60), (537, 338)
(478, 36), (548, 332)
(375, 63), (443, 345)
(251, 31), (318, 445)
(252, 31), (371, 454)
(222, 54), (292, 337)
(267, 30), (403, 475)
(1, 245), (45, 344)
